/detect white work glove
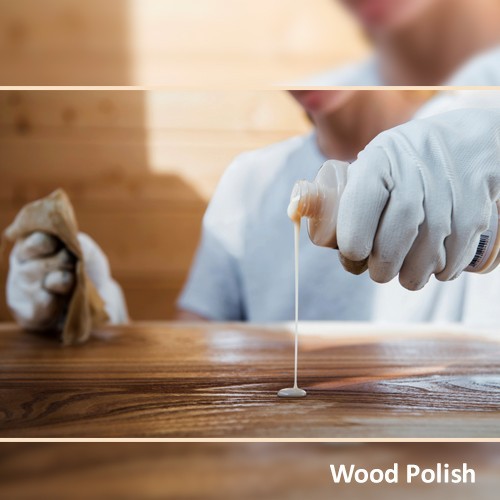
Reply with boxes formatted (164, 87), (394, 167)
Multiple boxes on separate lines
(337, 108), (500, 291)
(7, 232), (128, 331)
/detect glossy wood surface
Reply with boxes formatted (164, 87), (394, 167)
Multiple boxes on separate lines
(1, 322), (500, 438)
(1, 443), (498, 499)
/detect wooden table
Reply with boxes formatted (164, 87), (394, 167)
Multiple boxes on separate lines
(1, 443), (499, 499)
(1, 322), (500, 438)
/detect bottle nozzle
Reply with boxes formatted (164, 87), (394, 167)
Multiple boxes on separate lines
(287, 180), (322, 222)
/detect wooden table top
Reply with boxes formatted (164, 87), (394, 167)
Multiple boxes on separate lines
(1, 321), (500, 438)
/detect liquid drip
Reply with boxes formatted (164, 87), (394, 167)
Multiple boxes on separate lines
(278, 214), (307, 399)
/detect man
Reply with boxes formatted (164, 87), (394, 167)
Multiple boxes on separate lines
(6, 90), (500, 330)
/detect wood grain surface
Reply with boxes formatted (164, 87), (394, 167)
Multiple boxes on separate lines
(1, 322), (500, 438)
(1, 443), (499, 499)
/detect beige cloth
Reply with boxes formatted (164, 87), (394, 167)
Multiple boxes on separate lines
(2, 189), (108, 345)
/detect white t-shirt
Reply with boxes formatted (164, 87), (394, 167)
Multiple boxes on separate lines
(298, 44), (500, 86)
(178, 131), (500, 327)
(179, 133), (377, 322)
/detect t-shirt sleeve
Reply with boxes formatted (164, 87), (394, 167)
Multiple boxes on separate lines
(177, 159), (249, 321)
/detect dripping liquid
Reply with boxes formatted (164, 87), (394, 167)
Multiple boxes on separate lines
(278, 218), (307, 398)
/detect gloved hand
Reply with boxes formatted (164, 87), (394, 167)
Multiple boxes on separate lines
(337, 108), (500, 290)
(7, 232), (128, 331)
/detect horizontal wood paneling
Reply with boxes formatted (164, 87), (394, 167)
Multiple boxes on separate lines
(0, 0), (369, 85)
(0, 91), (311, 131)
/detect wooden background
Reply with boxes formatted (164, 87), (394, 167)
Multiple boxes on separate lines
(0, 0), (370, 86)
(0, 90), (311, 320)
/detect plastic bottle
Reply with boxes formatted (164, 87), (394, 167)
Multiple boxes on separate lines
(288, 160), (500, 274)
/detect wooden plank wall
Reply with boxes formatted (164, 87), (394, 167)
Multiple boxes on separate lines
(0, 90), (311, 320)
(0, 0), (369, 85)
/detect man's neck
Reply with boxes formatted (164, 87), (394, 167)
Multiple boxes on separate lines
(314, 91), (421, 161)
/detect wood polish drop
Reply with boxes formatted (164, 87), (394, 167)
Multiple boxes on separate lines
(278, 191), (307, 398)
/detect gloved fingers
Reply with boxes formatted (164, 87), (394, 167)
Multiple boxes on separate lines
(399, 221), (449, 290)
(15, 232), (61, 262)
(367, 188), (424, 284)
(31, 288), (63, 327)
(338, 254), (368, 275)
(43, 270), (75, 295)
(337, 147), (392, 262)
(7, 239), (73, 332)
(437, 228), (484, 282)
(18, 248), (76, 284)
(9, 284), (63, 331)
(51, 248), (76, 271)
(437, 202), (493, 281)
